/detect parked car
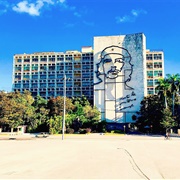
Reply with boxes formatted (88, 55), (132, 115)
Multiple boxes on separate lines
(35, 132), (49, 138)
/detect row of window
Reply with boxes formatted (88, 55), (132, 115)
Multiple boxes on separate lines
(147, 79), (159, 87)
(146, 62), (162, 69)
(14, 73), (93, 80)
(15, 65), (93, 72)
(15, 56), (93, 63)
(14, 82), (93, 88)
(146, 53), (162, 60)
(147, 70), (163, 78)
(14, 78), (93, 83)
(13, 89), (93, 97)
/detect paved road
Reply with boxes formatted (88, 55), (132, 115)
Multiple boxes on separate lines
(0, 134), (180, 179)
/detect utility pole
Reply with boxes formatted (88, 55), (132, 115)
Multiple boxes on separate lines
(62, 74), (66, 140)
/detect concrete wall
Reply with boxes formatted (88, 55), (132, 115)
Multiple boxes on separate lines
(94, 33), (146, 123)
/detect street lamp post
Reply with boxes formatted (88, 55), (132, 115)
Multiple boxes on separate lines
(62, 74), (66, 140)
(123, 125), (126, 134)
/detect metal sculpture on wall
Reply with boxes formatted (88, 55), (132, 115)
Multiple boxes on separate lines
(117, 91), (136, 111)
(94, 45), (134, 90)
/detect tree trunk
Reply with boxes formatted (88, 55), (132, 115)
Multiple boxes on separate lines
(172, 92), (175, 116)
(165, 96), (168, 109)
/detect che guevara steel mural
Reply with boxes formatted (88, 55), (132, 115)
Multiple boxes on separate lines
(94, 45), (137, 113)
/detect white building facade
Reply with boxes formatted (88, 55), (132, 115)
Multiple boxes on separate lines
(93, 33), (147, 123)
(12, 47), (94, 102)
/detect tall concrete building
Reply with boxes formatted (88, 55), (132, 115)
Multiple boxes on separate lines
(146, 50), (164, 95)
(12, 47), (94, 102)
(93, 33), (147, 123)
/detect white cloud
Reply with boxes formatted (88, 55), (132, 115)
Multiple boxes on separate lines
(12, 0), (60, 16)
(116, 9), (147, 23)
(2, 0), (80, 18)
(83, 21), (94, 26)
(116, 15), (131, 23)
(57, 0), (66, 3)
(64, 22), (75, 28)
(131, 9), (147, 17)
(74, 12), (81, 17)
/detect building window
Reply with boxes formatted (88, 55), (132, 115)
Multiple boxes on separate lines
(17, 59), (22, 63)
(49, 57), (55, 62)
(40, 65), (47, 71)
(15, 67), (21, 71)
(146, 54), (152, 60)
(154, 54), (162, 60)
(32, 64), (38, 71)
(154, 70), (162, 77)
(48, 83), (55, 87)
(32, 57), (39, 62)
(40, 83), (46, 88)
(147, 71), (153, 78)
(74, 64), (81, 70)
(23, 84), (29, 88)
(15, 84), (21, 88)
(57, 57), (64, 61)
(57, 66), (64, 70)
(40, 57), (47, 62)
(32, 75), (38, 79)
(23, 66), (30, 71)
(154, 62), (162, 68)
(24, 59), (30, 62)
(154, 79), (159, 85)
(57, 91), (63, 96)
(146, 63), (153, 69)
(74, 91), (81, 96)
(48, 91), (54, 96)
(48, 65), (55, 71)
(32, 83), (38, 88)
(147, 79), (153, 87)
(40, 75), (46, 79)
(48, 75), (55, 79)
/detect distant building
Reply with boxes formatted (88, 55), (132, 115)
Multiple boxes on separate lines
(146, 49), (164, 95)
(12, 47), (94, 103)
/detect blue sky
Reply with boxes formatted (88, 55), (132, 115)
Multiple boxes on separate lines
(0, 0), (180, 91)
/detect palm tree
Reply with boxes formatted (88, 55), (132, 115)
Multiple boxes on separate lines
(166, 73), (180, 116)
(156, 78), (170, 109)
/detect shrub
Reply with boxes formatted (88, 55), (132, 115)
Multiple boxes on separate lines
(114, 130), (123, 134)
(79, 129), (86, 134)
(86, 128), (91, 133)
(66, 128), (74, 134)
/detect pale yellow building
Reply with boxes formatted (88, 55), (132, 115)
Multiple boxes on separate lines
(146, 50), (164, 95)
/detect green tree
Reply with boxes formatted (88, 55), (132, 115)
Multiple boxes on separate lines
(161, 108), (177, 132)
(166, 73), (180, 116)
(156, 78), (170, 109)
(72, 95), (90, 106)
(47, 96), (74, 117)
(30, 95), (49, 132)
(83, 105), (100, 121)
(47, 115), (62, 134)
(136, 95), (164, 133)
(0, 91), (35, 132)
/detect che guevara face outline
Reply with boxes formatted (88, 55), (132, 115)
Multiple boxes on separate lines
(94, 45), (133, 88)
(102, 53), (125, 79)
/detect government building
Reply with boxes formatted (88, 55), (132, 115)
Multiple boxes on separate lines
(13, 46), (94, 103)
(12, 33), (164, 123)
